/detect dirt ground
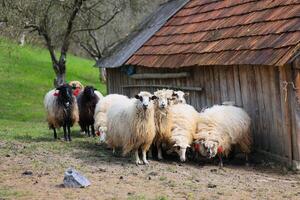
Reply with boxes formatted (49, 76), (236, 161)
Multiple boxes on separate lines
(0, 140), (300, 200)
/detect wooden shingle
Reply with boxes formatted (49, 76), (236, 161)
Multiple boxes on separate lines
(126, 0), (300, 68)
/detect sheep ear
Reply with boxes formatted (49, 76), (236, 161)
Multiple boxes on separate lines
(134, 94), (140, 99)
(187, 144), (191, 148)
(185, 92), (190, 97)
(172, 92), (178, 97)
(94, 88), (98, 91)
(151, 95), (158, 100)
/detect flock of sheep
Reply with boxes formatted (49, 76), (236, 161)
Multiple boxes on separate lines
(44, 81), (252, 167)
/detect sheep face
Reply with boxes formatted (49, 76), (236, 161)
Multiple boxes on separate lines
(83, 86), (97, 99)
(96, 126), (107, 142)
(135, 92), (157, 110)
(154, 89), (174, 109)
(172, 91), (188, 104)
(197, 140), (218, 158)
(56, 84), (74, 108)
(156, 95), (173, 109)
(173, 143), (190, 162)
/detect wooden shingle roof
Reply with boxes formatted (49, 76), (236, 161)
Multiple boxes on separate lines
(125, 0), (300, 68)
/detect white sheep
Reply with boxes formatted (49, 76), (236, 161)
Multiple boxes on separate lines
(167, 103), (200, 162)
(106, 91), (157, 165)
(194, 105), (252, 167)
(152, 89), (174, 160)
(93, 94), (129, 142)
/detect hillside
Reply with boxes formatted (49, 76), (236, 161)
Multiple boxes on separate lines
(0, 38), (106, 123)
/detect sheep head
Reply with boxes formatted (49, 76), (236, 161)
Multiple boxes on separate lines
(171, 143), (191, 162)
(69, 81), (83, 97)
(83, 85), (97, 99)
(153, 89), (174, 109)
(172, 90), (188, 104)
(194, 139), (219, 158)
(56, 84), (73, 109)
(134, 91), (157, 110)
(96, 126), (107, 143)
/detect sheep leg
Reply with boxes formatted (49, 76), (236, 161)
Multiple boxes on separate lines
(218, 154), (223, 168)
(135, 150), (142, 165)
(63, 125), (68, 141)
(142, 150), (149, 165)
(67, 125), (71, 141)
(91, 125), (95, 137)
(245, 153), (249, 166)
(53, 128), (57, 140)
(156, 141), (163, 160)
(86, 126), (90, 137)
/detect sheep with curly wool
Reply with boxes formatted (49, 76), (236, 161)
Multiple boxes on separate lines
(106, 91), (157, 165)
(152, 89), (174, 160)
(193, 105), (252, 167)
(77, 86), (103, 137)
(166, 103), (200, 162)
(93, 94), (129, 142)
(44, 84), (79, 141)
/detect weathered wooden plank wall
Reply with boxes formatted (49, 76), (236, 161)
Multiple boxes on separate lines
(291, 58), (300, 168)
(106, 65), (295, 163)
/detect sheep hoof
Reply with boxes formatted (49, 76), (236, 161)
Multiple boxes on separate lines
(219, 163), (224, 169)
(143, 160), (149, 165)
(136, 160), (143, 165)
(157, 155), (163, 160)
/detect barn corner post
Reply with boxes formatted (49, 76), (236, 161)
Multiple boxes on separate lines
(278, 65), (293, 167)
(290, 57), (300, 170)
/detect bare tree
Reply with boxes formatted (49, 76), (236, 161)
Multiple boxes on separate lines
(3, 0), (124, 87)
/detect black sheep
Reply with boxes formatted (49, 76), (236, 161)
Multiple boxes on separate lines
(44, 84), (79, 141)
(77, 86), (102, 137)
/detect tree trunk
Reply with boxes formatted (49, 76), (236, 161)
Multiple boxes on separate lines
(99, 67), (107, 83)
(54, 72), (66, 88)
(19, 32), (26, 46)
(53, 61), (66, 87)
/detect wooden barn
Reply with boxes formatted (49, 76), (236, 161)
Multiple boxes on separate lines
(96, 0), (300, 168)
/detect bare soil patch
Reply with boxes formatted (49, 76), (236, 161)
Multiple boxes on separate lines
(0, 140), (300, 200)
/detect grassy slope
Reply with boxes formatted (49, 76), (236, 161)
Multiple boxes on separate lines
(0, 38), (105, 141)
(0, 38), (106, 122)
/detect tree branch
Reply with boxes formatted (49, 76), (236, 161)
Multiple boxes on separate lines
(72, 8), (120, 33)
(60, 0), (83, 57)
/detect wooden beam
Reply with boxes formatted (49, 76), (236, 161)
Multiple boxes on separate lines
(122, 84), (202, 91)
(129, 72), (190, 79)
(279, 65), (293, 165)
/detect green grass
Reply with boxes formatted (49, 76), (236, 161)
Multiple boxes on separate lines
(0, 38), (106, 123)
(0, 37), (107, 154)
(0, 186), (29, 200)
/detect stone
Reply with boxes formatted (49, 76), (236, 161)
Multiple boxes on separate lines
(22, 170), (33, 176)
(207, 183), (217, 188)
(148, 171), (158, 176)
(63, 168), (91, 188)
